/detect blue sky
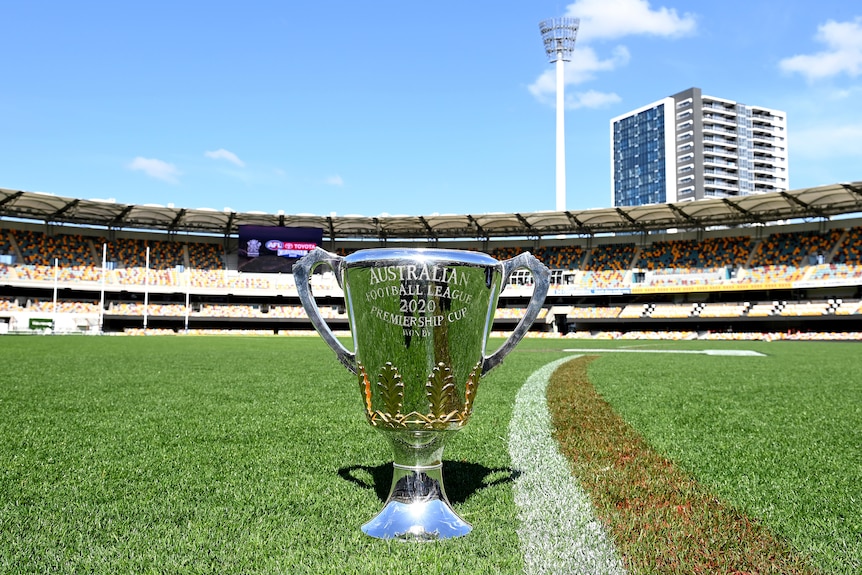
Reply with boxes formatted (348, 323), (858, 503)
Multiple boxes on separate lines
(2, 0), (861, 217)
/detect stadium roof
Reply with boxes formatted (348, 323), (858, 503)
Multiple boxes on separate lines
(2, 181), (862, 240)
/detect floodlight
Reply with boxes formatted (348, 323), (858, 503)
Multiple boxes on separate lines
(539, 17), (580, 212)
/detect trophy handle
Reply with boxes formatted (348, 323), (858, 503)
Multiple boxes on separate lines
(482, 252), (550, 374)
(294, 247), (358, 374)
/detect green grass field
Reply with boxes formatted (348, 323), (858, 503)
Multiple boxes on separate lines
(0, 335), (859, 573)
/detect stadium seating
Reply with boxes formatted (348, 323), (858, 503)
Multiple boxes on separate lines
(3, 224), (862, 337)
(635, 236), (753, 270)
(830, 227), (862, 265)
(12, 230), (96, 267)
(748, 229), (842, 267)
(188, 242), (225, 269)
(0, 297), (20, 312)
(565, 305), (623, 319)
(697, 302), (751, 318)
(583, 243), (636, 271)
(0, 230), (16, 259)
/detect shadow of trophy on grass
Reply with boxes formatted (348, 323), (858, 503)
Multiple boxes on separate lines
(338, 462), (522, 505)
(294, 247), (549, 540)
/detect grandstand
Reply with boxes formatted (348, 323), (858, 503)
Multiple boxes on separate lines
(2, 182), (862, 338)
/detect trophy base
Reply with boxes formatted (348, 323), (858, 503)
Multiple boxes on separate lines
(361, 463), (472, 541)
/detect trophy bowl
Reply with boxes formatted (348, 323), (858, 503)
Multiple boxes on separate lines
(294, 247), (549, 540)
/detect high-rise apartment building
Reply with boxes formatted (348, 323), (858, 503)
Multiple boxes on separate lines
(610, 87), (788, 207)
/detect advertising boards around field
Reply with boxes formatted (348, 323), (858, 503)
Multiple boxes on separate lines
(29, 317), (54, 330)
(237, 226), (323, 273)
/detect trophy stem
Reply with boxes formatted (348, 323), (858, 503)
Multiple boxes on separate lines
(360, 431), (472, 541)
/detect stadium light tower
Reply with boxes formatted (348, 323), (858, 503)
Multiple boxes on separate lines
(539, 17), (579, 212)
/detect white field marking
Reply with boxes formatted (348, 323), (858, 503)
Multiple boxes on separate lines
(508, 357), (627, 575)
(563, 348), (765, 357)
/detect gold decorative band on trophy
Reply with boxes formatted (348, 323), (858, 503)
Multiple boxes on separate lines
(358, 360), (482, 430)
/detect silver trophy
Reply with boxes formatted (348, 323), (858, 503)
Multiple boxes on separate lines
(294, 247), (549, 540)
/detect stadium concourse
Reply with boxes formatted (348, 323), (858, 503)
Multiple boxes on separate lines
(2, 181), (862, 340)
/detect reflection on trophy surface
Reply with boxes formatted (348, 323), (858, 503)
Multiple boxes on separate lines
(295, 247), (549, 540)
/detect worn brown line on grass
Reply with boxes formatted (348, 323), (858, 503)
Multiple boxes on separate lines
(546, 355), (821, 575)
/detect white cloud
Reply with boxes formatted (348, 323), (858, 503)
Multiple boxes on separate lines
(568, 45), (631, 85)
(567, 89), (622, 109)
(127, 157), (181, 184)
(530, 1), (695, 106)
(204, 148), (246, 167)
(529, 45), (629, 104)
(779, 18), (862, 81)
(564, 0), (697, 43)
(324, 175), (344, 186)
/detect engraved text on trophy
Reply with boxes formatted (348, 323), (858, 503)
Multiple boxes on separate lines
(364, 263), (474, 338)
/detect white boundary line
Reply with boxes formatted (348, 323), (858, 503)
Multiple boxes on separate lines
(563, 348), (765, 356)
(508, 357), (627, 575)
